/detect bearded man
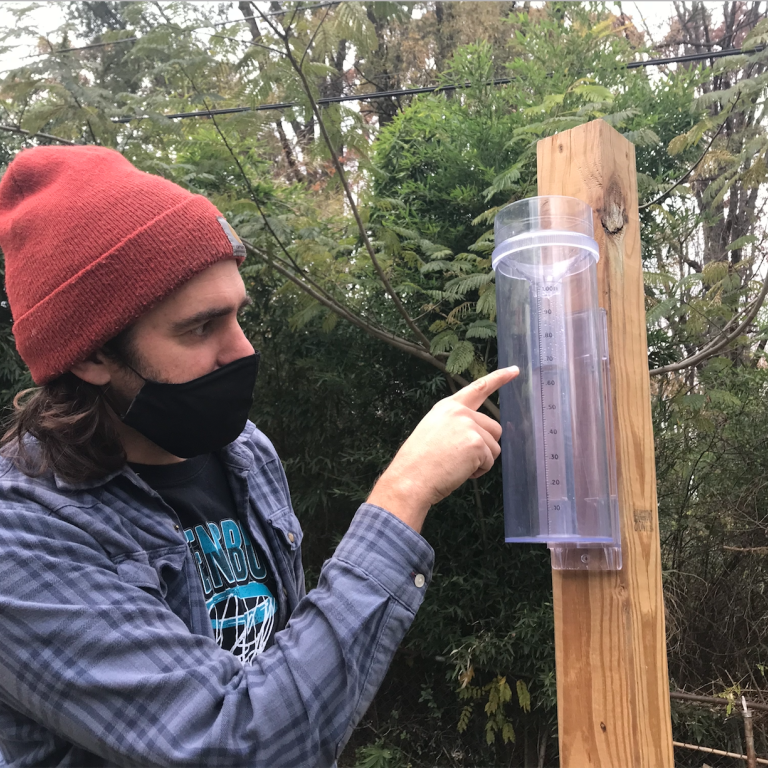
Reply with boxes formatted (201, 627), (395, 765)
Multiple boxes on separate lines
(0, 145), (515, 767)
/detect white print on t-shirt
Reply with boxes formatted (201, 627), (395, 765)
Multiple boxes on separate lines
(184, 518), (277, 664)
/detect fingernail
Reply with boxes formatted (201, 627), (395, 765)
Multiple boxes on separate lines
(508, 366), (519, 373)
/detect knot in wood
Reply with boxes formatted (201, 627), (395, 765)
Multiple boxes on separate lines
(600, 178), (628, 236)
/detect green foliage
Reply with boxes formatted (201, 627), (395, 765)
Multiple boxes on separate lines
(353, 741), (411, 768)
(0, 2), (767, 765)
(456, 673), (532, 746)
(671, 699), (748, 764)
(656, 363), (768, 695)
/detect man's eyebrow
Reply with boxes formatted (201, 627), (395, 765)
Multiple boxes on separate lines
(171, 295), (252, 333)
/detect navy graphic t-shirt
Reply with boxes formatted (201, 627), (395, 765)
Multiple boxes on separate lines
(130, 454), (278, 663)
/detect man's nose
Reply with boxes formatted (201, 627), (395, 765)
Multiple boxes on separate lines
(219, 322), (256, 368)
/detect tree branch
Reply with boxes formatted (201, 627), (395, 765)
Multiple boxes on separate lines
(246, 242), (443, 359)
(238, 1), (262, 40)
(650, 275), (768, 375)
(639, 118), (728, 211)
(261, 8), (433, 353)
(210, 32), (286, 57)
(299, 3), (332, 70)
(0, 124), (78, 145)
(723, 545), (768, 553)
(241, 239), (402, 341)
(242, 238), (501, 419)
(162, 21), (402, 345)
(275, 120), (304, 182)
(160, 3), (501, 418)
(252, 7), (503, 410)
(189, 95), (362, 327)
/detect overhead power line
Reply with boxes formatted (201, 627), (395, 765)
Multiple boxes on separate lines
(111, 82), (485, 123)
(47, 36), (138, 56)
(212, 1), (339, 27)
(23, 1), (339, 58)
(14, 5), (761, 68)
(110, 45), (766, 124)
(625, 45), (765, 68)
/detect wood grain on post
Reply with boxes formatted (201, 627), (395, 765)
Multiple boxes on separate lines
(536, 120), (673, 767)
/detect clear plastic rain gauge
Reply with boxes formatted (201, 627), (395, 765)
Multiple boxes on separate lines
(492, 196), (622, 570)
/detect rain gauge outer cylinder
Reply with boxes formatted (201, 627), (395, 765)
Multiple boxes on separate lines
(493, 196), (622, 571)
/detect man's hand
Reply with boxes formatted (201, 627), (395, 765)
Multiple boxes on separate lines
(367, 366), (519, 532)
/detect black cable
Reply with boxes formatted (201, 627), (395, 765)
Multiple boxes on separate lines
(18, 5), (761, 65)
(47, 37), (138, 56)
(626, 45), (765, 68)
(8, 3), (766, 122)
(111, 82), (496, 123)
(111, 45), (766, 123)
(216, 1), (339, 27)
(21, 1), (339, 58)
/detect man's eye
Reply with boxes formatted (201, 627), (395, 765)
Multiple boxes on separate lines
(191, 322), (210, 337)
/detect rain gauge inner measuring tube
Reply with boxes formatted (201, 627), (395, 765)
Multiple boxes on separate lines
(493, 196), (622, 571)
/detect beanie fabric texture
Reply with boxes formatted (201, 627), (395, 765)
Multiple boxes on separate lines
(0, 145), (246, 384)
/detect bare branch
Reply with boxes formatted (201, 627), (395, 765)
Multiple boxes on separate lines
(672, 740), (768, 765)
(252, 4), (284, 38)
(184, 91), (362, 327)
(632, 2), (657, 47)
(0, 124), (78, 145)
(300, 3), (332, 70)
(639, 118), (728, 211)
(204, 123), (364, 318)
(212, 32), (284, 55)
(242, 238), (406, 343)
(723, 545), (768, 553)
(242, 238), (501, 419)
(650, 275), (768, 375)
(237, 3), (305, 184)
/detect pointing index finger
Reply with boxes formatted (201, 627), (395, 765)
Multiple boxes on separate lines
(451, 366), (519, 412)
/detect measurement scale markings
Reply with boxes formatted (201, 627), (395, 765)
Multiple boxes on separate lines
(537, 283), (567, 525)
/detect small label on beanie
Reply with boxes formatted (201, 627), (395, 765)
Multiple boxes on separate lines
(217, 217), (246, 258)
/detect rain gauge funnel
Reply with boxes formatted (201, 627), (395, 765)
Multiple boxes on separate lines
(492, 196), (622, 571)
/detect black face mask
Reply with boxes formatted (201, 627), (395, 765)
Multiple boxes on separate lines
(120, 353), (260, 458)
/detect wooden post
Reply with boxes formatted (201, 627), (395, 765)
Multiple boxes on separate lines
(536, 120), (673, 767)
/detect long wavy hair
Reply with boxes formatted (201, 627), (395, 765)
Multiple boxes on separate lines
(1, 328), (137, 484)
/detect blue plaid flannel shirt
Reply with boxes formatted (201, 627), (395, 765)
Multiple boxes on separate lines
(0, 421), (434, 767)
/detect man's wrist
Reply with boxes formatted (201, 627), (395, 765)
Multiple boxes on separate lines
(366, 471), (431, 533)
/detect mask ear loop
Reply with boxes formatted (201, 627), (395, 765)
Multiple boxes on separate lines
(117, 358), (146, 383)
(97, 349), (147, 420)
(99, 382), (129, 420)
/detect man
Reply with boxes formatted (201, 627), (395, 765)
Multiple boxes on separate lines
(0, 145), (516, 767)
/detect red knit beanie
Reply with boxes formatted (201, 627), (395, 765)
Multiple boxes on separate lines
(0, 145), (246, 384)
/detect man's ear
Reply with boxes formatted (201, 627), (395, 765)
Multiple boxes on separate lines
(69, 349), (113, 386)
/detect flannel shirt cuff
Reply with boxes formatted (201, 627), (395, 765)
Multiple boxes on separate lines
(333, 502), (435, 615)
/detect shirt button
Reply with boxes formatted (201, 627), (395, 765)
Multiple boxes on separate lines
(174, 524), (180, 532)
(414, 573), (426, 588)
(287, 532), (295, 544)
